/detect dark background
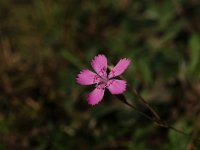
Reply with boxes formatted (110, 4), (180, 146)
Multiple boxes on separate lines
(0, 0), (200, 149)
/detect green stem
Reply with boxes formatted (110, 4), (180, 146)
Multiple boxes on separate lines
(116, 90), (200, 146)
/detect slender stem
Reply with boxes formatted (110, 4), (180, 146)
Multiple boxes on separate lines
(117, 94), (193, 134)
(116, 91), (200, 146)
(131, 88), (161, 120)
(108, 66), (200, 145)
(116, 94), (154, 121)
(119, 74), (161, 121)
(129, 88), (192, 136)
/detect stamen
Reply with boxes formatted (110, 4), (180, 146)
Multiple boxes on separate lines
(95, 82), (99, 87)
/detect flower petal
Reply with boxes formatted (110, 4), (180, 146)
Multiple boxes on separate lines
(87, 84), (105, 105)
(106, 79), (127, 94)
(76, 69), (100, 85)
(108, 58), (131, 78)
(91, 54), (107, 77)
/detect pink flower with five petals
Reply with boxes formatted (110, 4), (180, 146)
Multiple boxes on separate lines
(76, 54), (131, 105)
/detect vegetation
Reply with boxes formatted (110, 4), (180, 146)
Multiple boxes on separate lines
(0, 0), (200, 149)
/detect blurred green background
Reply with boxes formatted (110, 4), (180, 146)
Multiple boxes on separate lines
(0, 0), (200, 149)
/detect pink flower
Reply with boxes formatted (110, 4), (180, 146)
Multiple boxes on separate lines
(76, 54), (131, 105)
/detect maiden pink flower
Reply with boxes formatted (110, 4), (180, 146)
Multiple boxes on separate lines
(76, 54), (131, 105)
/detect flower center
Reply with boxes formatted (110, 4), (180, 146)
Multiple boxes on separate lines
(101, 76), (109, 84)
